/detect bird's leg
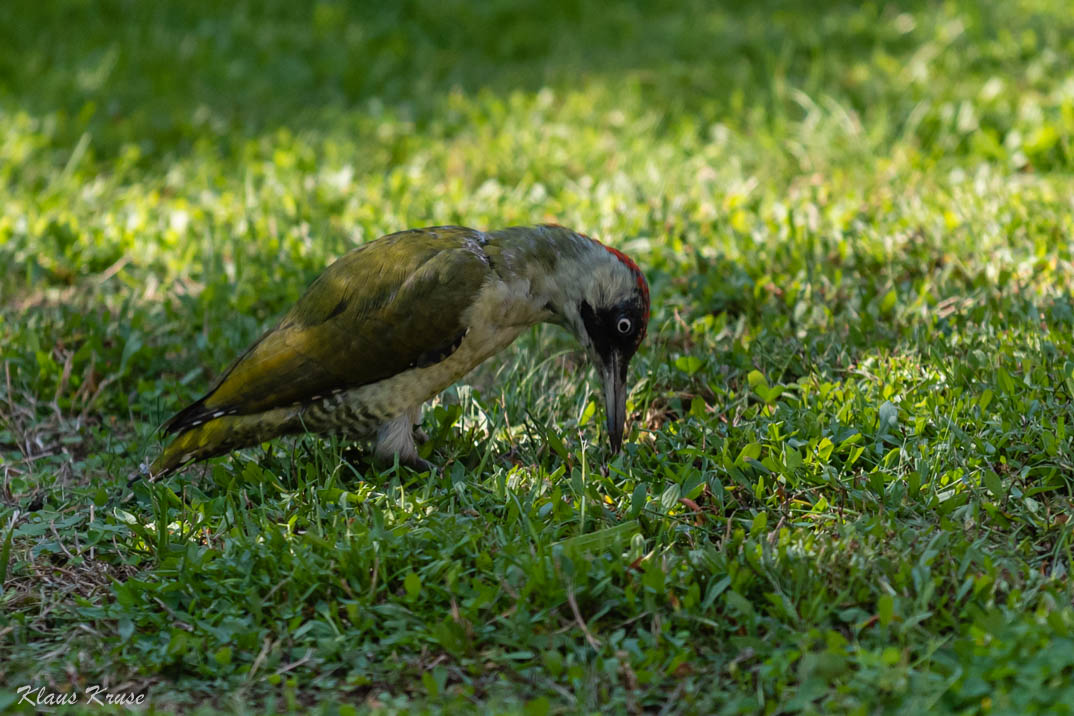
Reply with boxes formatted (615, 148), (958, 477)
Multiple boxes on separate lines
(409, 404), (429, 445)
(375, 411), (434, 472)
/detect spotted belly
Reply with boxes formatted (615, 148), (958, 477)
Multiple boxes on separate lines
(296, 390), (386, 436)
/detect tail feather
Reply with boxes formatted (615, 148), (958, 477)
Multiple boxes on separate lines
(149, 420), (230, 478)
(160, 396), (218, 436)
(149, 407), (299, 478)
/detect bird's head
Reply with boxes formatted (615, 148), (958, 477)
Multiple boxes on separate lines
(542, 229), (650, 453)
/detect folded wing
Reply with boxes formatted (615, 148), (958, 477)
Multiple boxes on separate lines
(162, 227), (492, 434)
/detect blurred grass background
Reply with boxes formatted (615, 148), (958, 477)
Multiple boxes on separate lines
(3, 0), (1074, 712)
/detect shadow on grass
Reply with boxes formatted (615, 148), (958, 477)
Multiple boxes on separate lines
(0, 0), (940, 163)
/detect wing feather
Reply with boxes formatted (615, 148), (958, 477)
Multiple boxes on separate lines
(163, 227), (491, 434)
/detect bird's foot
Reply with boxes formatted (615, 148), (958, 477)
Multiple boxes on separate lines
(375, 412), (436, 473)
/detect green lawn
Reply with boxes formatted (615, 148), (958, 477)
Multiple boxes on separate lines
(3, 0), (1074, 712)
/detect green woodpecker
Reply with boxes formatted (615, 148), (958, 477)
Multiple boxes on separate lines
(150, 224), (650, 477)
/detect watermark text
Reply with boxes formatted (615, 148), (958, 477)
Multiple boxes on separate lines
(17, 684), (147, 708)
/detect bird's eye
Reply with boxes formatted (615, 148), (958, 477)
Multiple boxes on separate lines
(616, 317), (632, 335)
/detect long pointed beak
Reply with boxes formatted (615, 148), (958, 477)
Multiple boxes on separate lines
(600, 353), (627, 453)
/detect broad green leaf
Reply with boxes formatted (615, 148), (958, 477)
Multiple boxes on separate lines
(554, 520), (640, 555)
(404, 571), (421, 599)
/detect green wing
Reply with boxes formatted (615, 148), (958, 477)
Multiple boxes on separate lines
(163, 227), (491, 433)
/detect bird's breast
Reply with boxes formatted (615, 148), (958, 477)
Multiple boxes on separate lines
(384, 275), (544, 400)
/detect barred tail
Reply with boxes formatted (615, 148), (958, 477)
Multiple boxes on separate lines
(148, 409), (293, 477)
(149, 420), (234, 478)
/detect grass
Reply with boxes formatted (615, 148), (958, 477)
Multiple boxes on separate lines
(3, 0), (1074, 712)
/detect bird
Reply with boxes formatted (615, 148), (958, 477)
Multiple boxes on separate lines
(149, 224), (650, 478)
